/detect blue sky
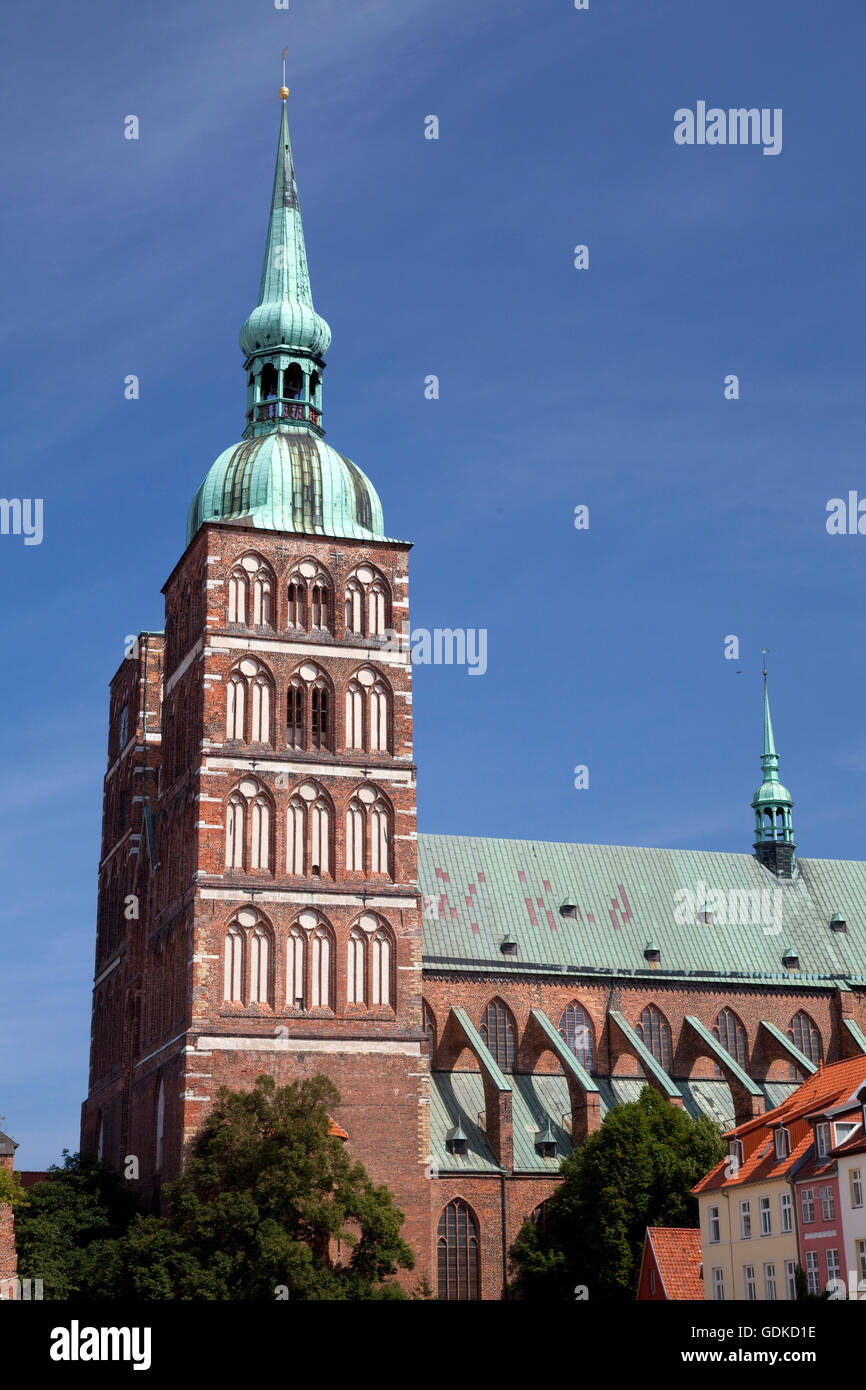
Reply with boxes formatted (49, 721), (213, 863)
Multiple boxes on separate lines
(1, 0), (865, 1166)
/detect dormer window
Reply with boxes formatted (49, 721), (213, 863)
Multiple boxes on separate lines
(536, 1118), (558, 1160)
(559, 899), (577, 919)
(446, 1121), (468, 1157)
(834, 1122), (856, 1147)
(774, 1127), (790, 1160)
(728, 1138), (744, 1169)
(815, 1122), (830, 1158)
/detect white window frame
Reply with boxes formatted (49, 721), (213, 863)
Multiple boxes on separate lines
(743, 1264), (756, 1300)
(851, 1168), (863, 1209)
(805, 1250), (820, 1296)
(759, 1195), (771, 1236)
(820, 1185), (836, 1222)
(739, 1199), (752, 1239)
(784, 1259), (797, 1301)
(775, 1127), (790, 1159)
(712, 1267), (725, 1301)
(708, 1205), (721, 1244)
(815, 1122), (830, 1158)
(763, 1262), (777, 1301)
(800, 1187), (814, 1223)
(780, 1190), (792, 1233)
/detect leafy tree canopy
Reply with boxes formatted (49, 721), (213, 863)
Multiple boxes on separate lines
(510, 1086), (725, 1301)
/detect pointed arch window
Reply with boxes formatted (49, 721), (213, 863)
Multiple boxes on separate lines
(480, 999), (516, 1072)
(228, 570), (247, 624)
(345, 799), (365, 873)
(636, 1004), (672, 1071)
(370, 797), (390, 875)
(224, 781), (272, 874)
(344, 568), (391, 638)
(369, 581), (387, 636)
(226, 661), (273, 745)
(228, 555), (274, 628)
(226, 674), (246, 740)
(311, 928), (332, 1008)
(286, 563), (333, 634)
(345, 579), (363, 634)
(558, 1002), (595, 1071)
(713, 1007), (748, 1075)
(369, 679), (390, 752)
(287, 798), (305, 875)
(288, 679), (304, 748)
(287, 581), (304, 628)
(371, 929), (393, 1007)
(286, 665), (334, 752)
(347, 929), (366, 1004)
(311, 683), (330, 750)
(310, 798), (330, 876)
(437, 1200), (480, 1301)
(788, 1010), (822, 1077)
(250, 675), (271, 743)
(286, 929), (305, 1010)
(249, 926), (271, 1004)
(225, 794), (245, 869)
(345, 680), (364, 749)
(344, 670), (391, 754)
(250, 796), (271, 871)
(224, 926), (244, 1001)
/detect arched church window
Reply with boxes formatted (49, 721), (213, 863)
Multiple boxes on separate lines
(558, 1002), (595, 1070)
(636, 1004), (672, 1071)
(437, 1200), (480, 1301)
(480, 999), (516, 1072)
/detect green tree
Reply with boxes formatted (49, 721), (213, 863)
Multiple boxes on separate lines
(510, 1086), (725, 1301)
(14, 1151), (140, 1298)
(111, 1074), (415, 1300)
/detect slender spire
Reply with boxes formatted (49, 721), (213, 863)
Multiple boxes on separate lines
(760, 668), (780, 783)
(752, 658), (795, 878)
(239, 88), (331, 439)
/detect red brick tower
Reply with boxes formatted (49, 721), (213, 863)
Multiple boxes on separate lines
(82, 93), (431, 1276)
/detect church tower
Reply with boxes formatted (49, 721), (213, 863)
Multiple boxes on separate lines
(751, 672), (795, 878)
(82, 91), (431, 1273)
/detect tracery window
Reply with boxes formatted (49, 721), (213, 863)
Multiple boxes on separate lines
(227, 554), (274, 627)
(222, 911), (274, 1007)
(344, 566), (391, 638)
(224, 779), (273, 873)
(636, 1004), (672, 1071)
(480, 999), (516, 1072)
(713, 1007), (748, 1075)
(558, 1002), (595, 1071)
(437, 1200), (480, 1301)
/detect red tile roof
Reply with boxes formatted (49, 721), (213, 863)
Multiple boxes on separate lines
(646, 1228), (703, 1301)
(694, 1056), (866, 1195)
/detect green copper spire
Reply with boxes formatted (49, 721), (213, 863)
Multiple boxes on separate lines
(185, 94), (390, 547)
(752, 668), (795, 877)
(239, 98), (331, 368)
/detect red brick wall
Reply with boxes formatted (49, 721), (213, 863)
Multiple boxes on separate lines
(0, 1152), (18, 1295)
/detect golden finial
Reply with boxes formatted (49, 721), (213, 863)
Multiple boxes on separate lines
(280, 46), (289, 100)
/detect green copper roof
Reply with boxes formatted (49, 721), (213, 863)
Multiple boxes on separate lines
(186, 429), (390, 545)
(239, 100), (331, 360)
(418, 833), (866, 983)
